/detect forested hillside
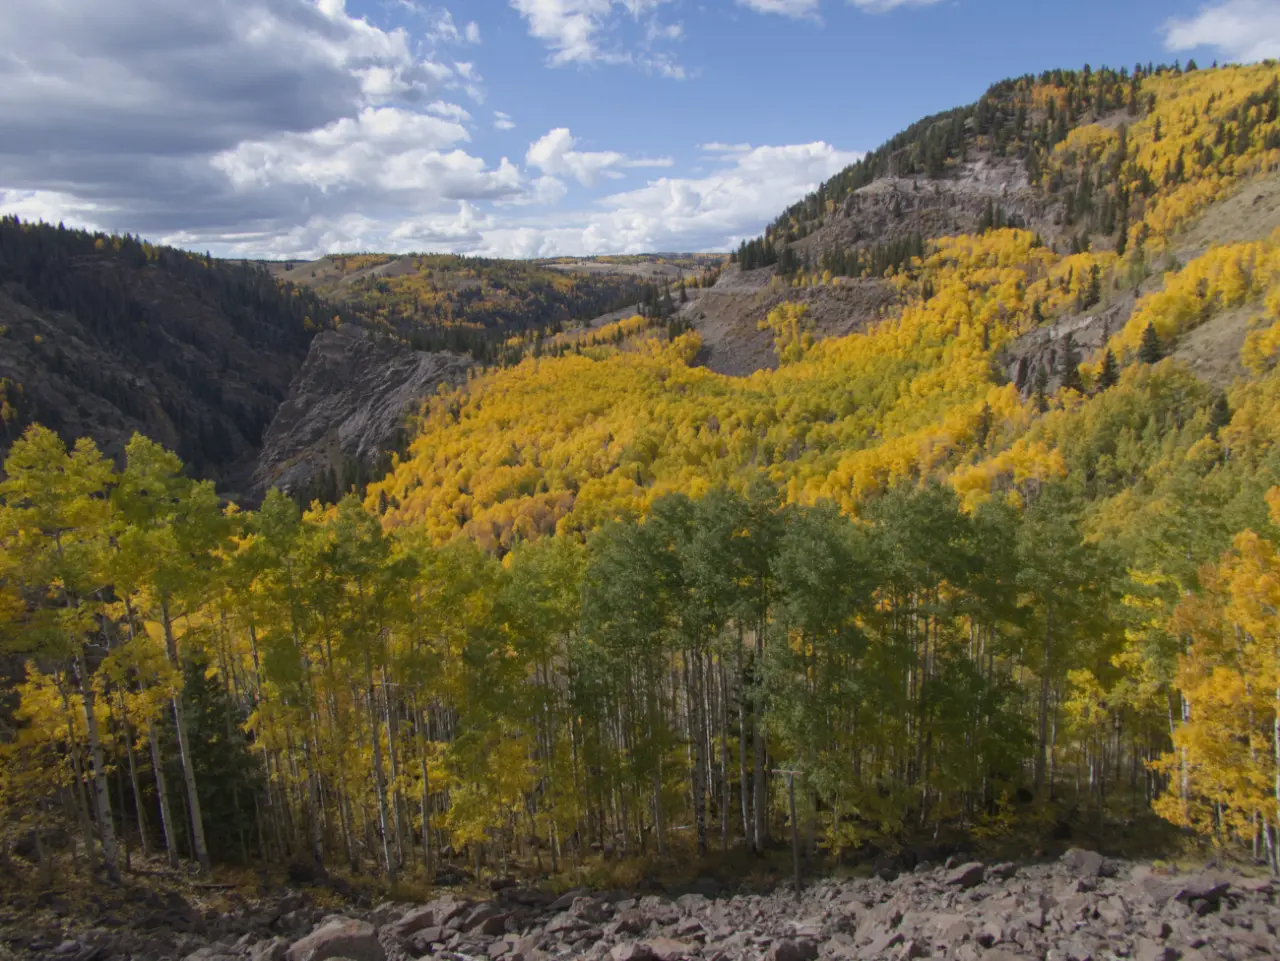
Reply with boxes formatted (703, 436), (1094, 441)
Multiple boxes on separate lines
(268, 253), (702, 364)
(0, 219), (355, 488)
(7, 61), (1280, 895)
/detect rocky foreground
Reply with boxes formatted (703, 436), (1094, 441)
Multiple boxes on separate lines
(4, 851), (1278, 961)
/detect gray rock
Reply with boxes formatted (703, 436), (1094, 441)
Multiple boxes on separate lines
(945, 863), (986, 889)
(1133, 941), (1177, 961)
(770, 938), (819, 961)
(284, 918), (385, 961)
(611, 944), (658, 961)
(571, 897), (614, 924)
(1060, 849), (1106, 879)
(641, 936), (697, 961)
(250, 937), (289, 961)
(254, 325), (473, 496)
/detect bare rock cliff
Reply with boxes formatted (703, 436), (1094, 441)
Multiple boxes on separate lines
(254, 325), (472, 497)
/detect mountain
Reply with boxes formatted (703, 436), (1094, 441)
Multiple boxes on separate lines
(0, 218), (350, 494)
(0, 221), (710, 500)
(262, 252), (717, 363)
(8, 59), (1280, 897)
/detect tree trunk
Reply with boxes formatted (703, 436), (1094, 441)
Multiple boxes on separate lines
(413, 698), (433, 878)
(718, 656), (730, 853)
(161, 600), (210, 872)
(119, 708), (150, 858)
(753, 625), (768, 851)
(76, 652), (121, 882)
(737, 639), (752, 849)
(365, 655), (396, 882)
(1035, 610), (1052, 797)
(148, 722), (180, 868)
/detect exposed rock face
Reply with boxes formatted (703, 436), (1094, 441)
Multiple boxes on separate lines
(254, 325), (472, 497)
(999, 299), (1135, 397)
(795, 157), (1056, 264)
(690, 156), (1052, 379)
(686, 269), (900, 377)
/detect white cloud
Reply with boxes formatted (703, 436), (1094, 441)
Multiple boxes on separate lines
(700, 142), (753, 154)
(0, 0), (503, 248)
(479, 141), (864, 257)
(211, 107), (521, 199)
(0, 0), (862, 260)
(428, 101), (474, 123)
(413, 6), (483, 44)
(509, 0), (684, 75)
(526, 128), (672, 186)
(849, 0), (944, 10)
(1163, 0), (1280, 62)
(736, 0), (822, 18)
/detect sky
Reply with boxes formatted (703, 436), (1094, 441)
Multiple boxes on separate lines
(0, 0), (1276, 259)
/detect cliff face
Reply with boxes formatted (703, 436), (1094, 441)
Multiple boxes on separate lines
(253, 325), (473, 498)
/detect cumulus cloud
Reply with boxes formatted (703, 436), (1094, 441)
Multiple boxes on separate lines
(1163, 0), (1280, 63)
(736, 0), (822, 18)
(0, 0), (507, 246)
(509, 0), (685, 76)
(849, 0), (945, 10)
(479, 141), (864, 257)
(526, 128), (672, 186)
(0, 0), (861, 260)
(422, 8), (483, 44)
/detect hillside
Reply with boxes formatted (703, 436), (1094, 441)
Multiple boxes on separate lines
(0, 218), (351, 491)
(8, 59), (1280, 913)
(0, 224), (710, 501)
(266, 252), (717, 364)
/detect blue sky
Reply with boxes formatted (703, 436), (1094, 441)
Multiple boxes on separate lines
(0, 0), (1273, 258)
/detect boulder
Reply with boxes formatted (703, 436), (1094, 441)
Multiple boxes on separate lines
(387, 905), (435, 939)
(770, 939), (819, 961)
(945, 863), (986, 889)
(642, 937), (697, 961)
(285, 918), (384, 961)
(611, 944), (658, 961)
(1133, 941), (1177, 961)
(250, 938), (289, 961)
(1060, 849), (1105, 879)
(1174, 876), (1230, 907)
(571, 897), (614, 924)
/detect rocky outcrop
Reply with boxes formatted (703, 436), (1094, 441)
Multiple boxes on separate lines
(999, 298), (1135, 397)
(253, 325), (472, 498)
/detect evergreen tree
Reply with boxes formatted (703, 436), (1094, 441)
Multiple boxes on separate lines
(1083, 265), (1102, 309)
(1138, 322), (1164, 364)
(1096, 348), (1119, 391)
(1033, 363), (1050, 412)
(1209, 393), (1232, 437)
(1059, 335), (1083, 392)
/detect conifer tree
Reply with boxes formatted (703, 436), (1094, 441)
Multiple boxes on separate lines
(1096, 348), (1119, 391)
(1138, 322), (1164, 363)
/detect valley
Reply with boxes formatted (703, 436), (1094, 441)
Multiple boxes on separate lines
(4, 58), (1280, 961)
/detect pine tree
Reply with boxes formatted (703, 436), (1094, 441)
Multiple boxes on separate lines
(1209, 393), (1232, 437)
(1138, 322), (1164, 364)
(1033, 364), (1050, 412)
(1096, 348), (1119, 391)
(1084, 265), (1102, 309)
(1059, 335), (1083, 392)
